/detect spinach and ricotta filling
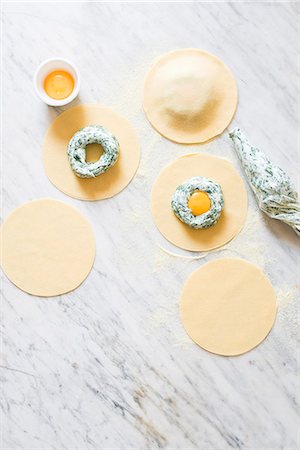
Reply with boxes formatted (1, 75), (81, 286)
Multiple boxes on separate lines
(171, 176), (224, 229)
(230, 128), (300, 236)
(67, 125), (119, 178)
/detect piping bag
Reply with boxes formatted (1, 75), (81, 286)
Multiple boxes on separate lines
(229, 128), (300, 236)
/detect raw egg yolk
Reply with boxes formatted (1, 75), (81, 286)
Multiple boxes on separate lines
(44, 70), (74, 100)
(188, 191), (211, 216)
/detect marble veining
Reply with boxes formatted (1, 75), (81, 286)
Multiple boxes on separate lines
(1, 2), (299, 449)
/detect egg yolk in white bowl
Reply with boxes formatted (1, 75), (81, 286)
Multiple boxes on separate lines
(44, 70), (74, 100)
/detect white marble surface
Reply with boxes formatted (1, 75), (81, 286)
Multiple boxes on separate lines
(1, 2), (300, 449)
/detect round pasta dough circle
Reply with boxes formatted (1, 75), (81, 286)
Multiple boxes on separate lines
(151, 153), (248, 252)
(43, 104), (140, 201)
(0, 199), (95, 296)
(180, 258), (277, 356)
(143, 49), (238, 144)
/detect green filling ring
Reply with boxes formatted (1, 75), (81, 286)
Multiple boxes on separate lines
(67, 125), (119, 178)
(171, 176), (224, 229)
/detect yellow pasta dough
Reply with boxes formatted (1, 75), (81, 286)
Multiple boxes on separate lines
(180, 258), (277, 356)
(0, 199), (95, 296)
(43, 104), (140, 201)
(143, 49), (238, 144)
(151, 153), (247, 252)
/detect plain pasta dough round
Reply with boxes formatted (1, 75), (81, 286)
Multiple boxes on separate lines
(180, 258), (277, 356)
(151, 153), (248, 252)
(43, 104), (140, 201)
(0, 199), (96, 296)
(143, 48), (238, 144)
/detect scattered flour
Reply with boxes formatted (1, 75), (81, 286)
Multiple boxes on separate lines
(276, 285), (299, 311)
(147, 296), (193, 348)
(217, 208), (272, 269)
(275, 284), (299, 342)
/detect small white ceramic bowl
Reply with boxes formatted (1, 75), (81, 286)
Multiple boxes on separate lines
(34, 57), (80, 106)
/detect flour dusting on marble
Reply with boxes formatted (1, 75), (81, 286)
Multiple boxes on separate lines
(220, 208), (270, 269)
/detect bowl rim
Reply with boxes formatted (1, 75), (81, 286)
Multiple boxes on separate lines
(33, 57), (80, 106)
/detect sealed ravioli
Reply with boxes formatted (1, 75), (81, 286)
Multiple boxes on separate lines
(143, 49), (238, 144)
